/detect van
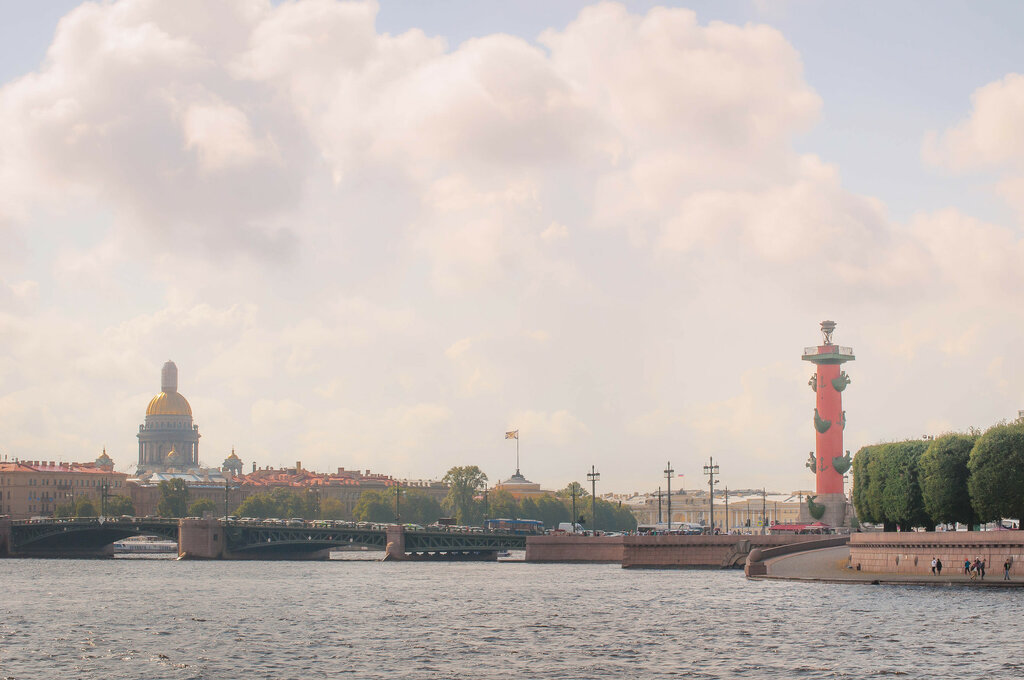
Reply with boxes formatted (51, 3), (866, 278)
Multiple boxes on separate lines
(557, 522), (583, 534)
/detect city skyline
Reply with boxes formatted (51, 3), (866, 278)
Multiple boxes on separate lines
(3, 1), (1024, 493)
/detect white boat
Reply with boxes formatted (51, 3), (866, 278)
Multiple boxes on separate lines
(113, 536), (178, 554)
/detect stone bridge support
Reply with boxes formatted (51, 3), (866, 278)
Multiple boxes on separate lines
(178, 517), (224, 559)
(384, 524), (406, 561)
(0, 517), (10, 557)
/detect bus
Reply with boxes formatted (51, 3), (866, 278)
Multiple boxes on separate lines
(483, 518), (545, 535)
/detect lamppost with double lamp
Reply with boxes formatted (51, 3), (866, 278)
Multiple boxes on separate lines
(587, 465), (600, 534)
(664, 462), (674, 532)
(100, 479), (110, 518)
(394, 484), (402, 524)
(703, 457), (719, 534)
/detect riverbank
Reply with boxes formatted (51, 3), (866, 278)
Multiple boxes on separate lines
(752, 545), (1024, 587)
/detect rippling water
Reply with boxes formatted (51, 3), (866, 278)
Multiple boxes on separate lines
(2, 552), (1022, 679)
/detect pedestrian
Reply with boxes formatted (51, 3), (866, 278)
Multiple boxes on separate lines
(980, 558), (986, 579)
(931, 557), (937, 575)
(964, 559), (971, 575)
(936, 558), (943, 576)
(1004, 558), (1012, 581)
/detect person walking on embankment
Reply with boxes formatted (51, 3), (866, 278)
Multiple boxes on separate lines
(931, 558), (937, 575)
(964, 559), (971, 576)
(936, 558), (942, 576)
(980, 558), (986, 580)
(1004, 558), (1012, 581)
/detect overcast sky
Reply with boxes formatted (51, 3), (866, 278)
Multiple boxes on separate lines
(2, 1), (1024, 494)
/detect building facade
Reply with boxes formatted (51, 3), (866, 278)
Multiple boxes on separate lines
(0, 454), (129, 519)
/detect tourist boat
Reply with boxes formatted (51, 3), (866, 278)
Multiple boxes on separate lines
(112, 535), (178, 554)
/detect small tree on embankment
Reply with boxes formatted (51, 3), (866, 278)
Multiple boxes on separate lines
(968, 420), (1024, 525)
(919, 433), (977, 528)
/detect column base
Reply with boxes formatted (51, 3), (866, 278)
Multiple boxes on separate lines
(798, 493), (851, 530)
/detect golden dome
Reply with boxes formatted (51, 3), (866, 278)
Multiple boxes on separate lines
(146, 391), (193, 416)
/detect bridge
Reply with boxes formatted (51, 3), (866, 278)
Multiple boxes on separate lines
(0, 516), (527, 560)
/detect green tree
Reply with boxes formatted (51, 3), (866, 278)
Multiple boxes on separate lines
(320, 497), (347, 520)
(401, 489), (444, 525)
(865, 444), (892, 530)
(156, 479), (190, 518)
(519, 497), (539, 521)
(535, 495), (570, 528)
(852, 445), (878, 524)
(441, 466), (487, 525)
(353, 489), (395, 523)
(919, 433), (977, 527)
(187, 498), (217, 517)
(104, 494), (134, 516)
(968, 420), (1024, 523)
(54, 495), (98, 518)
(235, 492), (274, 518)
(556, 481), (588, 499)
(879, 440), (930, 530)
(488, 489), (519, 520)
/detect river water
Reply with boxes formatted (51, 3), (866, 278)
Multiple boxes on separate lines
(2, 552), (1021, 680)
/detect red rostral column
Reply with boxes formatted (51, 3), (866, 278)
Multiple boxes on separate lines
(802, 320), (854, 497)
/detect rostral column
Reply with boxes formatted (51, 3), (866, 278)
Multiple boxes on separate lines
(800, 320), (854, 527)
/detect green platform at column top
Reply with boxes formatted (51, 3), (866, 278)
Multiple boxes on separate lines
(801, 345), (855, 365)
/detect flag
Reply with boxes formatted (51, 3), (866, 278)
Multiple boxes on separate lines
(505, 430), (519, 439)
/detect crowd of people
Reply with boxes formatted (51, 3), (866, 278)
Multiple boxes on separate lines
(930, 556), (1014, 580)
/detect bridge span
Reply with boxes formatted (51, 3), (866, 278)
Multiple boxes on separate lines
(0, 516), (526, 560)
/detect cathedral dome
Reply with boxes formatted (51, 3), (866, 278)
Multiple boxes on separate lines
(146, 391), (193, 416)
(145, 360), (192, 416)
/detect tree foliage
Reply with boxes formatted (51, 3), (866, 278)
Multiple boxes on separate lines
(919, 433), (977, 526)
(54, 495), (98, 518)
(851, 445), (878, 524)
(319, 497), (347, 520)
(187, 498), (218, 517)
(878, 440), (930, 530)
(968, 420), (1024, 522)
(442, 466), (487, 525)
(104, 494), (134, 516)
(235, 488), (320, 519)
(556, 481), (589, 498)
(352, 490), (394, 523)
(156, 479), (190, 518)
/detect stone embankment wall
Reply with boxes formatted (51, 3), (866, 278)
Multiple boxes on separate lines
(850, 532), (1024, 575)
(622, 534), (829, 568)
(526, 535), (625, 563)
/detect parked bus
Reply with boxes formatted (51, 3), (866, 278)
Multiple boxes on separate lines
(483, 518), (545, 535)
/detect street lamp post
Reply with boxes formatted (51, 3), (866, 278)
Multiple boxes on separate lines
(587, 466), (600, 534)
(664, 462), (674, 532)
(656, 486), (662, 525)
(224, 477), (230, 521)
(761, 488), (767, 535)
(724, 486), (729, 535)
(703, 457), (719, 534)
(395, 484), (402, 524)
(100, 479), (109, 518)
(571, 484), (578, 533)
(483, 487), (489, 522)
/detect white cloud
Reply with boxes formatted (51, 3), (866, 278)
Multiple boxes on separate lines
(3, 1), (1024, 491)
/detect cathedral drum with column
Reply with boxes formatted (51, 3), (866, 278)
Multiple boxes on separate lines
(137, 360), (201, 474)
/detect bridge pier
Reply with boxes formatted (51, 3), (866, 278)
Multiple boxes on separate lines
(177, 517), (224, 559)
(0, 516), (10, 557)
(384, 524), (406, 561)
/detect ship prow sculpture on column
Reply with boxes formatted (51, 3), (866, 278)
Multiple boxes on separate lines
(799, 320), (855, 529)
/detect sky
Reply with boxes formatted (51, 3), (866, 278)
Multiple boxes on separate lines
(2, 0), (1024, 494)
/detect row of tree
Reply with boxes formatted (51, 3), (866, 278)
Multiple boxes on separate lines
(852, 419), (1024, 530)
(53, 465), (640, 532)
(54, 494), (134, 518)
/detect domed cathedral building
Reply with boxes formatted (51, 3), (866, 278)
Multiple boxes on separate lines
(136, 361), (201, 475)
